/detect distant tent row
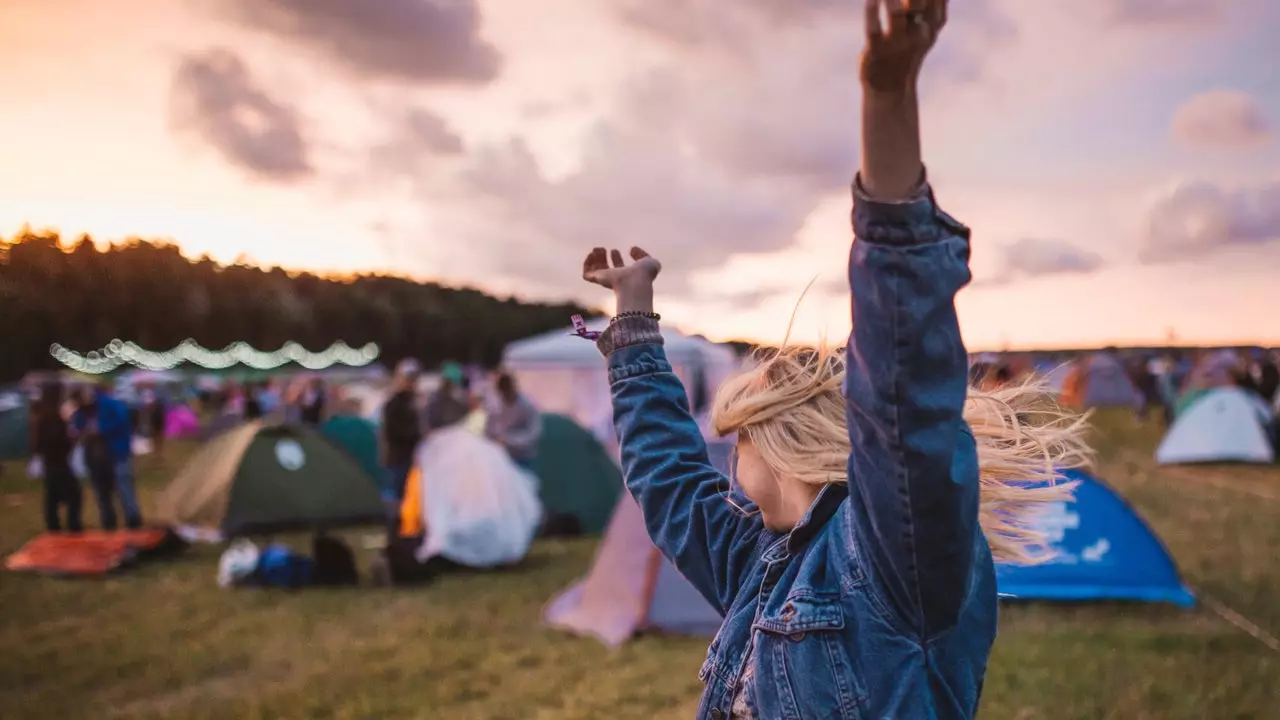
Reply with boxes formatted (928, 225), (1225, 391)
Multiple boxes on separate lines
(154, 410), (625, 540)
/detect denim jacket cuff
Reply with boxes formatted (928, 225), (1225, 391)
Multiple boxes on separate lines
(851, 170), (970, 247)
(596, 315), (663, 357)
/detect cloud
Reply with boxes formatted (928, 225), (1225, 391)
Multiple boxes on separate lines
(442, 2), (1015, 298)
(361, 106), (465, 191)
(214, 0), (500, 83)
(169, 48), (312, 180)
(1106, 0), (1223, 24)
(1140, 180), (1280, 263)
(1171, 90), (1272, 150)
(974, 238), (1105, 288)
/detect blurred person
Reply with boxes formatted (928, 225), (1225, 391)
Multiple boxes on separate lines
(299, 377), (327, 426)
(575, 4), (1093, 716)
(1258, 353), (1279, 405)
(242, 382), (263, 419)
(71, 384), (141, 530)
(424, 362), (470, 433)
(1129, 355), (1163, 424)
(484, 372), (543, 472)
(381, 360), (423, 520)
(142, 387), (167, 456)
(32, 382), (82, 533)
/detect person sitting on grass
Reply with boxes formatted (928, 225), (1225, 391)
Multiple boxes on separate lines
(577, 2), (1093, 717)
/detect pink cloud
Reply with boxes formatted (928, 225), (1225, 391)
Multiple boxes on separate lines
(1141, 179), (1280, 262)
(1171, 90), (1272, 150)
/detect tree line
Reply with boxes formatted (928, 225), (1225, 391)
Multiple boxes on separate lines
(0, 229), (598, 383)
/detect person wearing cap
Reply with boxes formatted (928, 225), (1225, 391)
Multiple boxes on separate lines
(380, 359), (423, 521)
(423, 361), (470, 433)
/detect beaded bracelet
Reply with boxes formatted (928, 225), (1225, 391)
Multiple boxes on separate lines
(611, 310), (661, 323)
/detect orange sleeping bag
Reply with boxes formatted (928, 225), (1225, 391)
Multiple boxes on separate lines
(5, 529), (173, 576)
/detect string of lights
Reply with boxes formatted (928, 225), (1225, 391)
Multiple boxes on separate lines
(49, 339), (380, 374)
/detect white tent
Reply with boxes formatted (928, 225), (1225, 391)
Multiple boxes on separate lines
(1155, 387), (1275, 465)
(502, 319), (740, 444)
(413, 426), (542, 568)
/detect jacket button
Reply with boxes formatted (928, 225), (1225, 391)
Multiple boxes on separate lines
(710, 710), (725, 720)
(781, 603), (795, 620)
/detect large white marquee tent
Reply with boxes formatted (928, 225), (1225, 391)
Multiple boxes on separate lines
(502, 319), (741, 445)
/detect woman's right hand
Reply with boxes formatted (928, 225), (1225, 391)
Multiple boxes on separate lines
(582, 247), (662, 314)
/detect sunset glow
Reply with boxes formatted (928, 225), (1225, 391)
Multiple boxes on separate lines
(2, 0), (1278, 349)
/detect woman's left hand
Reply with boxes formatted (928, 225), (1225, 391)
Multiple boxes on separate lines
(582, 247), (661, 291)
(861, 0), (946, 95)
(582, 247), (662, 315)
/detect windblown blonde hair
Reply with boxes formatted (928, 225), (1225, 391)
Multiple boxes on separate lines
(711, 344), (1094, 564)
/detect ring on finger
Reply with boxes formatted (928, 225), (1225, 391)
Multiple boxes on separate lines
(905, 10), (927, 27)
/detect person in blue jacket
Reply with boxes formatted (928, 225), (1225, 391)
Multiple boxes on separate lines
(578, 2), (1094, 717)
(72, 384), (142, 530)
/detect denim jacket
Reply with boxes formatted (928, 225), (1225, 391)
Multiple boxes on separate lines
(596, 180), (993, 719)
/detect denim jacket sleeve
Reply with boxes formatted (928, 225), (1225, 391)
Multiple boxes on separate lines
(599, 322), (765, 615)
(841, 176), (980, 639)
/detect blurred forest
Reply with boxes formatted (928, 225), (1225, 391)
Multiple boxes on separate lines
(0, 229), (596, 382)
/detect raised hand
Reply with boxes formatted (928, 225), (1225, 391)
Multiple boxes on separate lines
(582, 247), (662, 315)
(861, 0), (946, 95)
(858, 0), (945, 199)
(582, 247), (661, 291)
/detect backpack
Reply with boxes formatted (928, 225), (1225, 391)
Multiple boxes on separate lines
(254, 544), (314, 589)
(311, 533), (359, 586)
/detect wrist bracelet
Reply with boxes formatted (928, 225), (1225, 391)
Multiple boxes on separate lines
(611, 310), (660, 323)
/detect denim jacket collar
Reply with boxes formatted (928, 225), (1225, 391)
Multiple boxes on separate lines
(767, 483), (849, 560)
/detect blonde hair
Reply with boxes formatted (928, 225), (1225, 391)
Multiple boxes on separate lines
(711, 344), (1093, 564)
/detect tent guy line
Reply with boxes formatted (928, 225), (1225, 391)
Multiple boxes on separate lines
(1202, 596), (1280, 654)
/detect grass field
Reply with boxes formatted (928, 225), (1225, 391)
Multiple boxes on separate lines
(1, 410), (1277, 719)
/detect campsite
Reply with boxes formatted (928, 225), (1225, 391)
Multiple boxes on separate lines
(5, 2), (1280, 718)
(1, 404), (1278, 719)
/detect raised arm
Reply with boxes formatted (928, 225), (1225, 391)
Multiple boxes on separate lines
(841, 0), (980, 638)
(584, 249), (764, 615)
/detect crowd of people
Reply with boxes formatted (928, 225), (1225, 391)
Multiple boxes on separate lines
(26, 361), (545, 549)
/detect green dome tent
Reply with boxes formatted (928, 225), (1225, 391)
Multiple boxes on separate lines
(155, 421), (384, 536)
(0, 389), (30, 461)
(321, 414), (381, 485)
(532, 414), (623, 534)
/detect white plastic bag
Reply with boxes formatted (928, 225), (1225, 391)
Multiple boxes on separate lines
(26, 456), (44, 480)
(70, 445), (88, 481)
(217, 539), (261, 588)
(132, 435), (154, 456)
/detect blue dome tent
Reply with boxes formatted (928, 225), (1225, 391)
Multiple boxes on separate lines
(996, 468), (1195, 607)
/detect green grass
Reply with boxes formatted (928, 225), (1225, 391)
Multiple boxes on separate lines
(2, 411), (1278, 719)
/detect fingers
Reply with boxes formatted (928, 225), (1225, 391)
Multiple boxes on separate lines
(582, 247), (607, 283)
(630, 247), (650, 260)
(886, 0), (910, 37)
(610, 249), (625, 268)
(865, 0), (883, 38)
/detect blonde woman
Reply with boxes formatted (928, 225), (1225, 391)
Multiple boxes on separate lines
(580, 1), (1092, 717)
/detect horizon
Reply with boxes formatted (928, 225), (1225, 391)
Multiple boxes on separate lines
(2, 0), (1277, 349)
(7, 222), (1280, 353)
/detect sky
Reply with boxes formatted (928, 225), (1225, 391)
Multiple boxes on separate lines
(1, 0), (1278, 350)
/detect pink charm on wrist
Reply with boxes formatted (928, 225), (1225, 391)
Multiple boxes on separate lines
(569, 314), (601, 341)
